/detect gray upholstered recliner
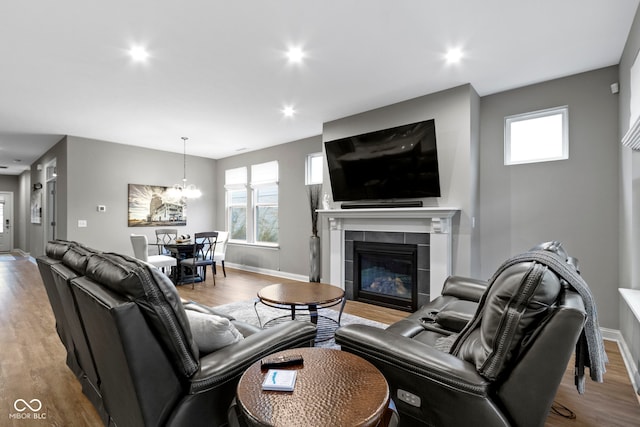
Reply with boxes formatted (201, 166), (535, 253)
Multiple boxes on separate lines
(37, 240), (317, 427)
(336, 242), (605, 427)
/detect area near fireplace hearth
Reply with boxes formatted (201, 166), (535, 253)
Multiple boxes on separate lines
(317, 207), (459, 310)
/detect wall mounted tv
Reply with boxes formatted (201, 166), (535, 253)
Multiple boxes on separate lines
(325, 119), (441, 202)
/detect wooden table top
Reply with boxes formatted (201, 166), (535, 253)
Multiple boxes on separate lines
(257, 282), (344, 306)
(236, 348), (390, 427)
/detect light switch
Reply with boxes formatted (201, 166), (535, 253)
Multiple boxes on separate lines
(78, 220), (87, 228)
(97, 205), (106, 212)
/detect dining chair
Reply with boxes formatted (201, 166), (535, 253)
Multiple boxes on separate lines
(213, 231), (229, 277)
(180, 231), (218, 288)
(130, 234), (177, 281)
(155, 228), (178, 255)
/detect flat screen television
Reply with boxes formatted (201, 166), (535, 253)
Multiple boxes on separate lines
(325, 119), (441, 202)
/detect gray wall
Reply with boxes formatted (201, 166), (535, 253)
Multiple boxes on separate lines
(30, 136), (216, 257)
(0, 175), (20, 192)
(321, 84), (480, 280)
(215, 135), (322, 277)
(479, 66), (620, 329)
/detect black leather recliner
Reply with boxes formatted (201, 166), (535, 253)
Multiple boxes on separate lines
(336, 243), (598, 427)
(36, 239), (83, 375)
(384, 275), (487, 349)
(38, 240), (110, 424)
(37, 240), (317, 427)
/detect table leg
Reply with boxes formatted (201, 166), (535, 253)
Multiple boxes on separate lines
(308, 304), (318, 325)
(290, 304), (296, 320)
(254, 299), (263, 328)
(337, 297), (346, 325)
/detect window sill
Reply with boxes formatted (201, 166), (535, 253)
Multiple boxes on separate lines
(619, 288), (640, 324)
(228, 241), (280, 250)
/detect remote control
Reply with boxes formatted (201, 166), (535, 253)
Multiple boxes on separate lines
(260, 354), (304, 369)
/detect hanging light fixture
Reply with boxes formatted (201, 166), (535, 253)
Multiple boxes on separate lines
(167, 137), (202, 199)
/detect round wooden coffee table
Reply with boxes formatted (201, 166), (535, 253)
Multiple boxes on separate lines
(236, 348), (391, 427)
(255, 282), (346, 342)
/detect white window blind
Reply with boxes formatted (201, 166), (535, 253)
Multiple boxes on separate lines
(225, 166), (247, 186)
(251, 161), (278, 185)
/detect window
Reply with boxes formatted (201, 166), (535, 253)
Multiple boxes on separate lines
(225, 161), (279, 245)
(251, 161), (279, 244)
(505, 106), (568, 165)
(305, 152), (323, 185)
(225, 167), (247, 241)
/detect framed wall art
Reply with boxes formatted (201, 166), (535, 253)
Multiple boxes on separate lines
(30, 189), (42, 224)
(127, 183), (187, 227)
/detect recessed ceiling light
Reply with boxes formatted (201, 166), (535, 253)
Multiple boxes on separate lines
(129, 45), (150, 62)
(286, 47), (305, 64)
(282, 105), (296, 117)
(445, 47), (463, 64)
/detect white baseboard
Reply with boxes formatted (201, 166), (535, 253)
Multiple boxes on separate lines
(601, 327), (622, 342)
(224, 262), (309, 283)
(601, 327), (639, 395)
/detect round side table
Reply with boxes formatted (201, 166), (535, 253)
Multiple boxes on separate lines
(236, 348), (390, 427)
(255, 282), (346, 342)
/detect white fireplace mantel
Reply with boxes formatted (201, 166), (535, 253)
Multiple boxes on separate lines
(318, 207), (460, 300)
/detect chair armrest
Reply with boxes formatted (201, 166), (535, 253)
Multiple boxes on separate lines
(441, 275), (488, 302)
(188, 321), (316, 393)
(432, 299), (477, 332)
(231, 320), (262, 337)
(335, 324), (489, 394)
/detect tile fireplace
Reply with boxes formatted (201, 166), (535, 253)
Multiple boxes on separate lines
(349, 236), (423, 311)
(318, 207), (459, 308)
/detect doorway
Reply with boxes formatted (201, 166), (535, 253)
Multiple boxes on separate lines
(45, 160), (57, 246)
(0, 192), (14, 252)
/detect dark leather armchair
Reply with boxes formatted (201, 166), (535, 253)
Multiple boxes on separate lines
(37, 241), (317, 427)
(38, 241), (110, 424)
(336, 244), (596, 427)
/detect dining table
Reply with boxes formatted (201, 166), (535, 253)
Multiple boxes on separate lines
(162, 240), (203, 285)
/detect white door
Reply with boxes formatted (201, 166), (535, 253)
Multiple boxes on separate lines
(0, 192), (13, 252)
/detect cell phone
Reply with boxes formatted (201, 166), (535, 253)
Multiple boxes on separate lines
(260, 354), (304, 369)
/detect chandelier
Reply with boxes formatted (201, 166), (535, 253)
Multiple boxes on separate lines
(167, 137), (202, 199)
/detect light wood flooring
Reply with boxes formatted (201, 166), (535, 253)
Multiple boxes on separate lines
(2, 256), (639, 426)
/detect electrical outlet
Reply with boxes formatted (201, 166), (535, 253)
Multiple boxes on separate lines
(78, 220), (87, 228)
(397, 389), (421, 407)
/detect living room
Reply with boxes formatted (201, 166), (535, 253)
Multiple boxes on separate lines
(1, 1), (640, 425)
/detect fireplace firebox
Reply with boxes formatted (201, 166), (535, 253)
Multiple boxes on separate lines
(354, 241), (418, 312)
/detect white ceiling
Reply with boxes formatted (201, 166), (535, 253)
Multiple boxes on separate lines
(0, 0), (638, 175)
